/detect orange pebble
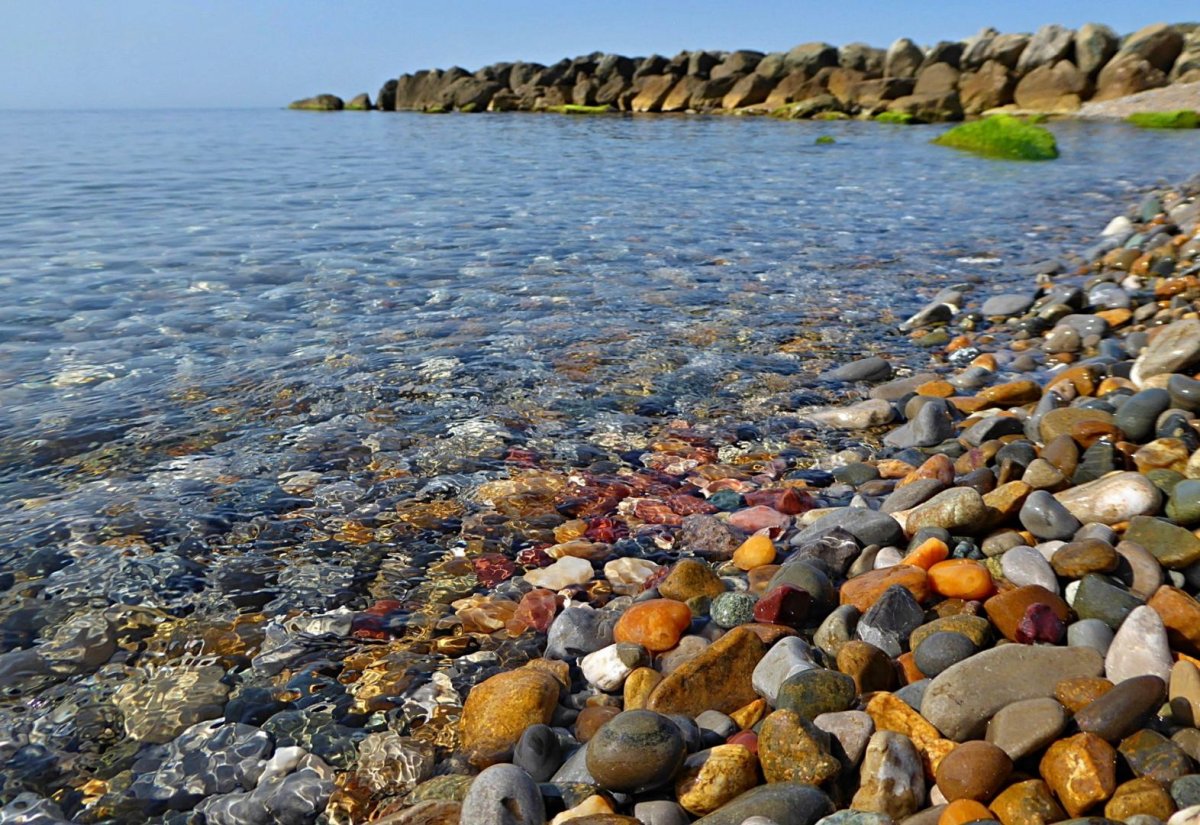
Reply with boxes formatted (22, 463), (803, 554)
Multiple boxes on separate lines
(613, 599), (693, 652)
(902, 538), (950, 570)
(733, 533), (776, 571)
(897, 651), (925, 685)
(940, 798), (996, 825)
(928, 559), (995, 601)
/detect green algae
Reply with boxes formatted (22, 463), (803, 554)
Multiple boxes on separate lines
(815, 135), (836, 145)
(1126, 110), (1200, 129)
(874, 111), (914, 125)
(932, 115), (1059, 161)
(547, 104), (612, 115)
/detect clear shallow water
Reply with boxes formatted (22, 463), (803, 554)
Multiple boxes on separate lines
(1, 111), (1198, 561)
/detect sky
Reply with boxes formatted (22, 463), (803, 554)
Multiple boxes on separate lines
(3, 1), (1198, 109)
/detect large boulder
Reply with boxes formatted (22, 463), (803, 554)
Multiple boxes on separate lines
(288, 94), (343, 111)
(785, 42), (839, 78)
(961, 27), (1000, 71)
(690, 76), (740, 109)
(687, 51), (721, 79)
(633, 55), (670, 79)
(887, 90), (963, 122)
(1118, 22), (1185, 72)
(594, 75), (632, 106)
(765, 68), (834, 106)
(826, 68), (867, 105)
(595, 54), (636, 82)
(848, 77), (914, 107)
(885, 38), (924, 78)
(1017, 24), (1076, 74)
(1094, 55), (1167, 100)
(711, 50), (765, 80)
(921, 41), (964, 70)
(914, 62), (961, 96)
(1172, 31), (1200, 81)
(509, 62), (546, 91)
(394, 69), (464, 110)
(571, 79), (598, 106)
(345, 93), (373, 111)
(1074, 23), (1119, 77)
(442, 78), (503, 112)
(630, 75), (677, 112)
(1013, 60), (1088, 111)
(376, 79), (397, 111)
(959, 60), (1015, 113)
(754, 52), (791, 81)
(984, 34), (1031, 69)
(722, 73), (776, 109)
(660, 76), (704, 112)
(839, 42), (885, 74)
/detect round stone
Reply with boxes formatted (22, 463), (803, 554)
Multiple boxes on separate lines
(710, 592), (758, 629)
(914, 631), (977, 677)
(585, 710), (686, 793)
(935, 740), (1013, 802)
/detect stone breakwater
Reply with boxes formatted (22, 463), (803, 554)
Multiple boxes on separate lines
(367, 177), (1200, 825)
(292, 21), (1200, 121)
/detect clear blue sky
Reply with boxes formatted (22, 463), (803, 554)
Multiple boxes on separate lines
(3, 1), (1197, 109)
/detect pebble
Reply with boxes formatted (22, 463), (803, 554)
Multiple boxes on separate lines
(1068, 618), (1115, 655)
(752, 636), (818, 703)
(646, 627), (766, 717)
(1054, 471), (1162, 525)
(851, 731), (926, 819)
(659, 558), (726, 602)
(913, 632), (976, 677)
(1124, 516), (1200, 569)
(775, 668), (858, 720)
(934, 740), (1012, 802)
(1039, 732), (1118, 818)
(1000, 545), (1060, 593)
(459, 666), (562, 765)
(814, 710), (875, 768)
(613, 600), (693, 653)
(459, 763), (545, 825)
(581, 643), (648, 692)
(710, 591), (758, 628)
(759, 709), (842, 785)
(1106, 605), (1174, 683)
(1019, 490), (1082, 540)
(985, 697), (1067, 760)
(513, 725), (562, 782)
(691, 782), (834, 825)
(675, 744), (760, 816)
(524, 556), (594, 590)
(585, 710), (686, 793)
(856, 585), (925, 657)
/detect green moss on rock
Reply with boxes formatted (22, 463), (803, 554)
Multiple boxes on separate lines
(932, 115), (1059, 161)
(547, 104), (612, 115)
(874, 111), (914, 125)
(288, 94), (343, 111)
(815, 135), (836, 145)
(1126, 110), (1200, 129)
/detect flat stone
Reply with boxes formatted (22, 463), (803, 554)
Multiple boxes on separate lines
(1149, 586), (1200, 655)
(913, 632), (976, 678)
(647, 626), (766, 717)
(901, 488), (990, 536)
(1072, 575), (1144, 630)
(1131, 319), (1200, 387)
(986, 697), (1068, 760)
(808, 399), (898, 430)
(851, 731), (926, 819)
(1171, 660), (1200, 727)
(837, 639), (896, 693)
(823, 357), (894, 383)
(841, 565), (930, 612)
(1052, 539), (1119, 578)
(1115, 388), (1173, 442)
(792, 508), (906, 549)
(1079, 675), (1171, 746)
(984, 585), (1070, 642)
(1105, 776), (1177, 821)
(884, 401), (955, 449)
(856, 585), (924, 658)
(1068, 619), (1115, 655)
(814, 710), (875, 768)
(659, 559), (726, 602)
(1106, 605), (1173, 684)
(1054, 472), (1162, 525)
(922, 645), (1104, 741)
(1116, 541), (1165, 600)
(982, 293), (1036, 317)
(691, 782), (834, 825)
(909, 614), (992, 651)
(1124, 516), (1200, 569)
(1001, 546), (1059, 593)
(459, 764), (545, 825)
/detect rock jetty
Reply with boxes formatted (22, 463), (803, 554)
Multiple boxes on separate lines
(351, 176), (1200, 825)
(294, 21), (1200, 121)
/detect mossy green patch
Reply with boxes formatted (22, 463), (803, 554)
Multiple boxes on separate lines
(815, 135), (836, 145)
(1126, 110), (1200, 129)
(875, 111), (914, 125)
(932, 115), (1059, 161)
(546, 104), (612, 115)
(1026, 112), (1049, 124)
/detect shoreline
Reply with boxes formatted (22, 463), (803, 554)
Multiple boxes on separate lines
(292, 22), (1200, 123)
(377, 173), (1200, 825)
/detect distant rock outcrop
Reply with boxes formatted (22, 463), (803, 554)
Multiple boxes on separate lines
(293, 21), (1200, 122)
(288, 94), (343, 111)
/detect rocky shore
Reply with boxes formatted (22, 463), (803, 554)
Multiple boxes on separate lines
(292, 22), (1200, 122)
(352, 175), (1200, 825)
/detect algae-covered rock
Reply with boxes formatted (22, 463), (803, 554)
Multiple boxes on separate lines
(288, 94), (344, 111)
(932, 115), (1059, 161)
(1126, 110), (1200, 129)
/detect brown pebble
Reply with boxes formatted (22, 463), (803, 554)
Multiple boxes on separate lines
(575, 705), (620, 742)
(936, 740), (1013, 802)
(837, 640), (897, 694)
(984, 585), (1070, 642)
(1055, 676), (1115, 713)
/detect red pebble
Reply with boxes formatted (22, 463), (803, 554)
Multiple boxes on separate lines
(515, 546), (553, 569)
(728, 505), (791, 536)
(667, 494), (720, 516)
(727, 730), (758, 754)
(585, 517), (627, 544)
(473, 554), (517, 587)
(743, 488), (815, 515)
(1015, 602), (1065, 645)
(753, 584), (812, 627)
(506, 588), (559, 635)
